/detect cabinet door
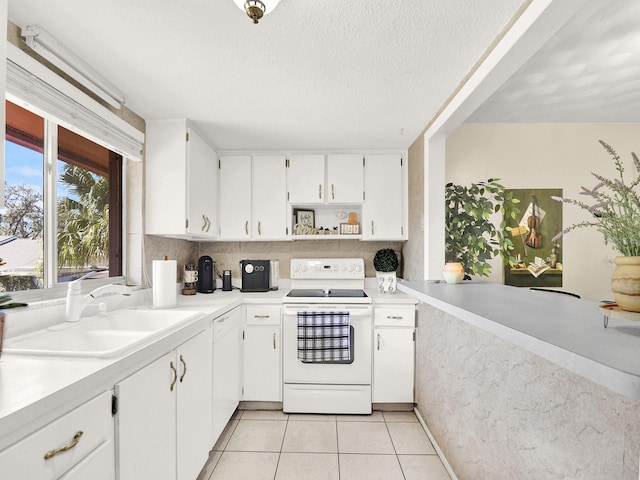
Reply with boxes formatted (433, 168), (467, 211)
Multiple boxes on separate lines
(117, 352), (176, 480)
(243, 306), (282, 402)
(177, 330), (213, 480)
(363, 154), (404, 240)
(253, 156), (288, 240)
(219, 155), (252, 239)
(186, 127), (218, 238)
(327, 154), (363, 203)
(287, 154), (325, 203)
(145, 119), (188, 236)
(373, 328), (414, 403)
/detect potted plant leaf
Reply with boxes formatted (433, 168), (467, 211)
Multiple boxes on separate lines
(373, 248), (399, 293)
(445, 178), (520, 280)
(552, 140), (640, 311)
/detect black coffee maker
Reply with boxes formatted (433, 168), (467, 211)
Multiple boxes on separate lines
(197, 255), (215, 293)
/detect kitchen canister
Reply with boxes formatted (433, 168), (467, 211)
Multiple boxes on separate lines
(153, 256), (177, 308)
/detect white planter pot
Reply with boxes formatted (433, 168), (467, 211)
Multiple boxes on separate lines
(376, 271), (397, 293)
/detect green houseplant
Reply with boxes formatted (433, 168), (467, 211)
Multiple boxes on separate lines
(445, 178), (520, 279)
(373, 248), (399, 293)
(552, 140), (640, 311)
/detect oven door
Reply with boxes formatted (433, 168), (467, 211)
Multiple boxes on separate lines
(282, 304), (372, 385)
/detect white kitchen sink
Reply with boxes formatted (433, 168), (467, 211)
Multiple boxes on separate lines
(3, 309), (203, 358)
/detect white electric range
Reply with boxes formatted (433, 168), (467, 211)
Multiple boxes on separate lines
(282, 258), (373, 414)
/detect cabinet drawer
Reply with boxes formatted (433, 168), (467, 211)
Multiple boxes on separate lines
(0, 390), (113, 480)
(246, 305), (281, 326)
(374, 307), (415, 327)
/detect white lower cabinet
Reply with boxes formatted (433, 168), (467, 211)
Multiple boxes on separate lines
(243, 305), (282, 402)
(0, 390), (114, 480)
(372, 306), (415, 403)
(116, 328), (212, 480)
(212, 307), (242, 442)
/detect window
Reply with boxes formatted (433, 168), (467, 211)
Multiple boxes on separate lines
(0, 100), (122, 292)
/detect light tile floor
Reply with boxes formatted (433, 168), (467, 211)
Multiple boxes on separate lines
(197, 410), (451, 480)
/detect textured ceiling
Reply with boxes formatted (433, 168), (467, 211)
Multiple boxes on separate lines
(468, 0), (640, 123)
(7, 0), (525, 151)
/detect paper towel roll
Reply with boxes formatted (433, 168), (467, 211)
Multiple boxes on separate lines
(153, 258), (177, 309)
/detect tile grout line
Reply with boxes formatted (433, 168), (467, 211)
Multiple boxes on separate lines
(272, 414), (290, 480)
(413, 407), (458, 480)
(336, 416), (343, 480)
(383, 415), (409, 480)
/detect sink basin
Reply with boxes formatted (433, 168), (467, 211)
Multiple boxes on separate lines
(3, 309), (203, 358)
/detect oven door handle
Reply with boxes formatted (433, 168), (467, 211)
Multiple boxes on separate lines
(283, 308), (372, 318)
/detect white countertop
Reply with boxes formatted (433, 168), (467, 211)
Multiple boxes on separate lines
(398, 280), (640, 400)
(0, 285), (416, 451)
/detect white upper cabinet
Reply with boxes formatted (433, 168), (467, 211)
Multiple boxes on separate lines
(218, 155), (252, 240)
(326, 154), (363, 204)
(218, 155), (288, 240)
(145, 119), (218, 239)
(363, 153), (405, 240)
(253, 155), (288, 240)
(287, 154), (364, 205)
(286, 155), (325, 203)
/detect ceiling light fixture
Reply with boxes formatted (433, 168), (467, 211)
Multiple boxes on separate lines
(21, 25), (125, 109)
(233, 0), (281, 24)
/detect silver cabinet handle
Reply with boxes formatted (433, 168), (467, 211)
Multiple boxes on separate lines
(371, 220), (374, 235)
(245, 220), (249, 235)
(386, 316), (403, 320)
(319, 184), (322, 199)
(44, 431), (83, 460)
(179, 354), (187, 383)
(377, 333), (381, 350)
(258, 221), (262, 235)
(273, 332), (276, 349)
(170, 361), (178, 391)
(254, 315), (270, 319)
(202, 214), (207, 231)
(331, 184), (335, 200)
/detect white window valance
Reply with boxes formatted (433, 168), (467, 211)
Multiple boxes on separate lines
(6, 43), (144, 161)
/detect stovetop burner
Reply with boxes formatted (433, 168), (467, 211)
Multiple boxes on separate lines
(287, 289), (368, 298)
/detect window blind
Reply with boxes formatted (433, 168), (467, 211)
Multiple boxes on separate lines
(6, 43), (144, 161)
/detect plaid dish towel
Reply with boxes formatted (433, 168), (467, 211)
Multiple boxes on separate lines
(297, 311), (351, 362)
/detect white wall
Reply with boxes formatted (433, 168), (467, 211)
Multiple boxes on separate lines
(446, 123), (640, 301)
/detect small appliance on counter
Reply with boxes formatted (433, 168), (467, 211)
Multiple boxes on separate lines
(197, 255), (215, 293)
(240, 259), (270, 292)
(222, 270), (232, 291)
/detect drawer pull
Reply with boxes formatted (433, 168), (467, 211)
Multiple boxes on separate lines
(377, 333), (381, 350)
(273, 332), (276, 349)
(44, 431), (83, 460)
(170, 361), (178, 391)
(386, 316), (403, 320)
(179, 355), (187, 383)
(254, 315), (270, 319)
(245, 220), (249, 235)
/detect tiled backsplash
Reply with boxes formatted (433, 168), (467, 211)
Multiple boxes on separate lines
(143, 236), (404, 285)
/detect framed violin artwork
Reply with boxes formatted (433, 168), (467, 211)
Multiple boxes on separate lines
(503, 188), (563, 288)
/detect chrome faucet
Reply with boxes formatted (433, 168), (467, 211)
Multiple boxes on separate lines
(65, 272), (133, 322)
